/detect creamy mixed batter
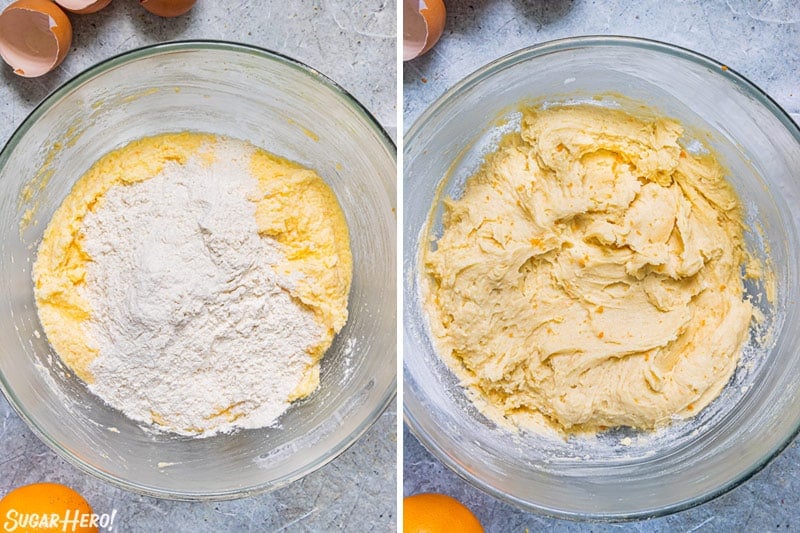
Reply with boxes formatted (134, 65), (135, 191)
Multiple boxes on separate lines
(423, 105), (753, 435)
(33, 133), (351, 434)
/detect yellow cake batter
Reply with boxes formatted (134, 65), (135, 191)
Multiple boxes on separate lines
(33, 132), (351, 401)
(423, 105), (753, 435)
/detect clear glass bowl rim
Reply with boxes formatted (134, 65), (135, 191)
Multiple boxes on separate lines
(0, 39), (397, 500)
(403, 34), (800, 521)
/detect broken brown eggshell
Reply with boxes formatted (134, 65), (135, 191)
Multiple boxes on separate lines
(54, 0), (111, 14)
(0, 0), (73, 77)
(139, 0), (196, 18)
(403, 0), (446, 61)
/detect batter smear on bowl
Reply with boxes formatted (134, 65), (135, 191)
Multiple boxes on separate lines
(423, 105), (754, 435)
(33, 133), (352, 436)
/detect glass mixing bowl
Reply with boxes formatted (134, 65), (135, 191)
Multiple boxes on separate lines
(404, 36), (800, 520)
(0, 41), (396, 499)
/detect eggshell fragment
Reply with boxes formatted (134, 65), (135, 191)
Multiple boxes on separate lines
(0, 0), (73, 77)
(403, 0), (446, 61)
(54, 0), (111, 14)
(140, 0), (196, 17)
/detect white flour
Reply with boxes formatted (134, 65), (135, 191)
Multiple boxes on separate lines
(79, 139), (323, 436)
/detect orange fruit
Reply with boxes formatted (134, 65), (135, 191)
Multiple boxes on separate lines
(0, 483), (98, 533)
(404, 493), (483, 533)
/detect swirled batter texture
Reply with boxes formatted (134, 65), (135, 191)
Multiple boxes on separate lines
(423, 105), (753, 434)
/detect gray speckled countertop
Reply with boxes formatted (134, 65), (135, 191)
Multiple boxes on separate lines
(403, 0), (799, 531)
(0, 1), (396, 531)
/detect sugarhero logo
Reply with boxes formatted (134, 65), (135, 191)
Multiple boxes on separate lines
(3, 509), (117, 532)
(0, 483), (117, 532)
